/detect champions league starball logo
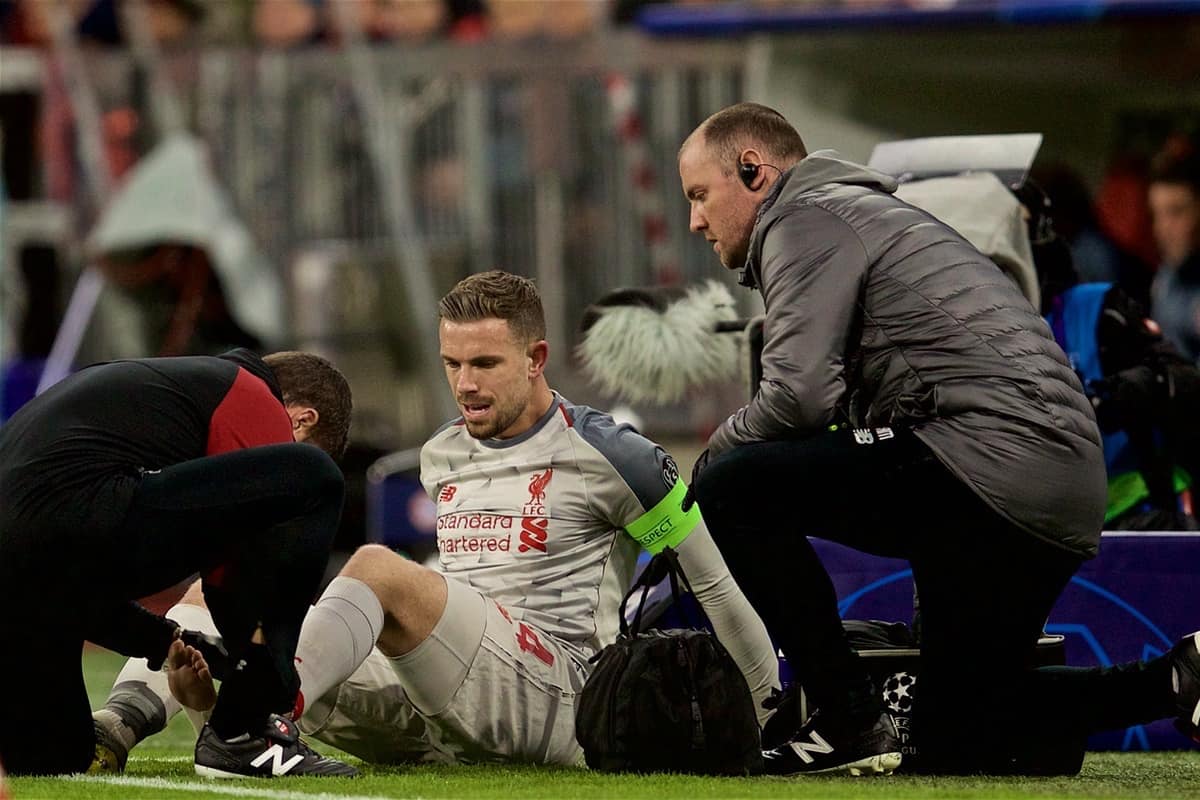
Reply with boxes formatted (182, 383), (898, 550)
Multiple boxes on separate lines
(883, 671), (917, 715)
(881, 671), (917, 755)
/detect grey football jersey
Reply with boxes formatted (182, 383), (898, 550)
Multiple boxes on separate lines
(420, 394), (688, 666)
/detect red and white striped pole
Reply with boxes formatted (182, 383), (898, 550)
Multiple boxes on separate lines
(606, 74), (680, 287)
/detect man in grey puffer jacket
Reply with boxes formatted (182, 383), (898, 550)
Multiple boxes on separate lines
(678, 102), (1200, 775)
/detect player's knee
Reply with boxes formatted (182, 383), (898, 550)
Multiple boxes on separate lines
(339, 544), (404, 589)
(339, 544), (432, 618)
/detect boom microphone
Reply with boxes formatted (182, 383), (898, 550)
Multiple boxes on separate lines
(577, 281), (742, 405)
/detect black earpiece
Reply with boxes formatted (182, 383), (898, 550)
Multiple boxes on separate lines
(738, 162), (760, 188)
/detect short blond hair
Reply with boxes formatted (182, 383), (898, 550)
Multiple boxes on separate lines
(438, 270), (546, 345)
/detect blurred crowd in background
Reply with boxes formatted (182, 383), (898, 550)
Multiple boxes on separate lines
(0, 0), (715, 46)
(1, 2), (1196, 357)
(3, 1), (1081, 47)
(2, 0), (1199, 544)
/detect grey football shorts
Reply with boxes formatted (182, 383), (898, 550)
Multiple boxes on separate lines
(298, 575), (589, 765)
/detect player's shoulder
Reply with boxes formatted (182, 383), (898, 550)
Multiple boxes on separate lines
(562, 399), (656, 455)
(560, 397), (681, 507)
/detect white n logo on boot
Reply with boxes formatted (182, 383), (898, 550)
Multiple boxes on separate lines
(789, 730), (834, 764)
(250, 744), (304, 775)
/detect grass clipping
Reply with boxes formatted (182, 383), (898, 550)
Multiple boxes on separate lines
(577, 281), (741, 405)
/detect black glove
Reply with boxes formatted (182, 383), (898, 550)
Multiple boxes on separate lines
(1088, 366), (1159, 434)
(681, 484), (696, 512)
(179, 629), (232, 682)
(681, 449), (712, 512)
(681, 449), (710, 512)
(144, 624), (181, 672)
(690, 448), (710, 484)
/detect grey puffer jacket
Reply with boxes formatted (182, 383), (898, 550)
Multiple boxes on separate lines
(708, 151), (1105, 557)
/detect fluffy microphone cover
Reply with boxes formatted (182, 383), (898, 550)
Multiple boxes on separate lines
(577, 281), (741, 405)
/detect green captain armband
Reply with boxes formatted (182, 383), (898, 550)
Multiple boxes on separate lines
(625, 479), (702, 554)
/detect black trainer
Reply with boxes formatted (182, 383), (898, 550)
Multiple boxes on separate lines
(761, 686), (802, 751)
(1171, 631), (1200, 742)
(194, 714), (358, 778)
(762, 709), (902, 776)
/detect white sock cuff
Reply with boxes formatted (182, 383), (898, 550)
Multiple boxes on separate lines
(166, 602), (219, 636)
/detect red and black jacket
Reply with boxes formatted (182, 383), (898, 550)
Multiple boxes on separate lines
(0, 349), (293, 537)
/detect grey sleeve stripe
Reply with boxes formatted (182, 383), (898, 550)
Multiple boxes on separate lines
(568, 404), (676, 512)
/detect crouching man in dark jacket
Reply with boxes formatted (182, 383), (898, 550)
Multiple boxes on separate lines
(677, 102), (1200, 775)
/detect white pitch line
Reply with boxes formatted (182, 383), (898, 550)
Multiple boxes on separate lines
(66, 774), (413, 800)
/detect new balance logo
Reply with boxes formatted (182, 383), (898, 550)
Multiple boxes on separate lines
(852, 427), (895, 444)
(788, 730), (834, 764)
(250, 744), (304, 775)
(439, 485), (458, 503)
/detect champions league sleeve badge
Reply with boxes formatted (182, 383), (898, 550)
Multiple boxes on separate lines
(661, 455), (680, 489)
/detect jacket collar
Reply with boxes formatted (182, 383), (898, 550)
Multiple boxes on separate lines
(219, 348), (285, 404)
(738, 151), (898, 290)
(737, 171), (789, 289)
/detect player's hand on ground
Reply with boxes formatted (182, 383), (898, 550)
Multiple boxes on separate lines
(166, 638), (217, 712)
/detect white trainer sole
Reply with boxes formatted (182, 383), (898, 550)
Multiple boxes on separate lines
(194, 763), (253, 779)
(807, 751), (903, 776)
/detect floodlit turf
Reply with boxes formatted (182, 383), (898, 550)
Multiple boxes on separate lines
(7, 650), (1198, 800)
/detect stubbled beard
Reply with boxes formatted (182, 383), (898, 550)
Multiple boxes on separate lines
(463, 399), (523, 440)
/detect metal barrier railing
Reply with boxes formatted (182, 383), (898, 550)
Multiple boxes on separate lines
(23, 33), (756, 441)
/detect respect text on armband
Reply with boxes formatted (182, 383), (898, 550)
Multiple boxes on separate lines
(636, 514), (676, 549)
(626, 479), (700, 554)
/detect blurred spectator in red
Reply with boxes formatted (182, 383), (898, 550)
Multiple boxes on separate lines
(1095, 153), (1159, 271)
(1032, 162), (1153, 308)
(1148, 147), (1200, 364)
(445, 0), (487, 39)
(1, 0), (78, 46)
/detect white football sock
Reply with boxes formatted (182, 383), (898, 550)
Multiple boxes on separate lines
(100, 600), (221, 742)
(107, 648), (181, 727)
(295, 576), (384, 719)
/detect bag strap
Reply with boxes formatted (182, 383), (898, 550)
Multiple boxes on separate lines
(618, 553), (660, 637)
(661, 547), (698, 607)
(619, 547), (702, 637)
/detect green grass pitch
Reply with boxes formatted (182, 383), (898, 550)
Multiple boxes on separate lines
(5, 649), (1197, 799)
